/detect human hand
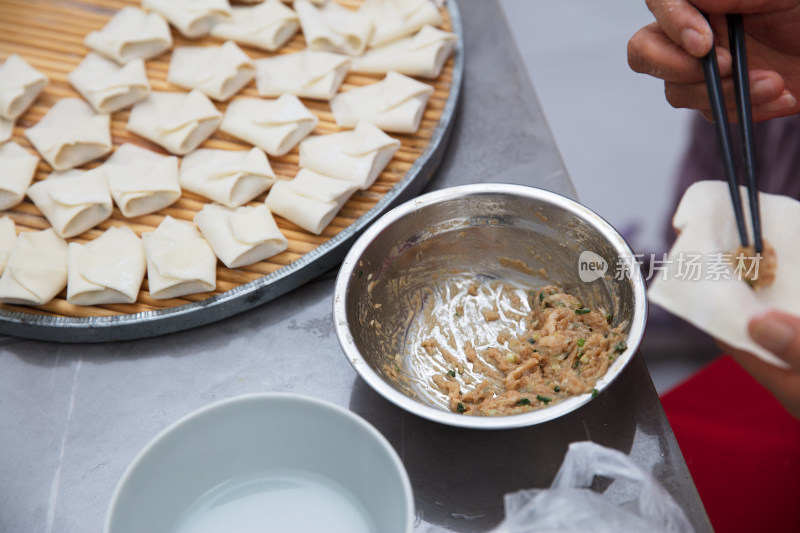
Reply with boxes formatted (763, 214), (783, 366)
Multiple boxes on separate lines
(628, 0), (800, 122)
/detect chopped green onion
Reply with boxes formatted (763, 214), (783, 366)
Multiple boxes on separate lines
(456, 402), (466, 413)
(516, 398), (531, 406)
(447, 370), (456, 378)
(614, 341), (627, 353)
(539, 292), (545, 303)
(554, 385), (561, 392)
(606, 313), (613, 324)
(358, 270), (363, 278)
(572, 357), (581, 370)
(577, 338), (586, 347)
(528, 338), (536, 344)
(591, 388), (599, 398)
(575, 308), (591, 315)
(536, 395), (552, 404)
(454, 311), (460, 317)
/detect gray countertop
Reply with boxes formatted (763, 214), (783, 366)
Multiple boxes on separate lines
(0, 1), (712, 532)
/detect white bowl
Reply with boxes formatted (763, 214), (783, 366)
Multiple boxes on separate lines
(105, 393), (413, 533)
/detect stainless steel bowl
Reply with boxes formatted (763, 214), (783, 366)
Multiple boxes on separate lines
(333, 184), (647, 429)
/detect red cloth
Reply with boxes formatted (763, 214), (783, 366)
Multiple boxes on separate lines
(661, 356), (800, 533)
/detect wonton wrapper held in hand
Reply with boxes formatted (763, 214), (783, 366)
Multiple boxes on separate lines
(26, 168), (112, 239)
(0, 217), (16, 275)
(24, 99), (112, 171)
(68, 53), (150, 113)
(127, 90), (222, 155)
(210, 1), (299, 52)
(0, 141), (39, 210)
(359, 0), (442, 47)
(0, 229), (68, 306)
(266, 168), (357, 235)
(67, 226), (146, 306)
(254, 50), (349, 101)
(220, 94), (317, 156)
(299, 121), (399, 189)
(0, 54), (48, 122)
(102, 144), (181, 218)
(350, 25), (456, 79)
(142, 0), (231, 39)
(648, 181), (799, 368)
(84, 7), (172, 64)
(180, 147), (275, 207)
(167, 41), (255, 102)
(142, 216), (216, 299)
(294, 0), (373, 56)
(330, 71), (433, 134)
(194, 203), (288, 268)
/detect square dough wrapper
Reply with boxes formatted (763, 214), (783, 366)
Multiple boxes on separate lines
(266, 168), (357, 235)
(0, 228), (68, 306)
(24, 98), (112, 171)
(0, 54), (48, 121)
(142, 0), (231, 39)
(67, 226), (146, 306)
(142, 216), (217, 299)
(0, 141), (39, 211)
(330, 71), (433, 133)
(194, 203), (288, 268)
(294, 0), (373, 56)
(84, 7), (173, 64)
(350, 25), (457, 79)
(26, 167), (113, 239)
(299, 120), (399, 189)
(0, 216), (17, 276)
(359, 0), (442, 47)
(254, 50), (350, 101)
(167, 41), (256, 102)
(102, 143), (181, 218)
(127, 90), (223, 155)
(180, 147), (275, 207)
(210, 1), (299, 52)
(68, 53), (150, 113)
(649, 181), (800, 368)
(220, 94), (318, 157)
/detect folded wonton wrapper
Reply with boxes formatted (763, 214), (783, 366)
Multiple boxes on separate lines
(142, 216), (216, 299)
(180, 147), (275, 207)
(294, 0), (373, 56)
(359, 0), (442, 47)
(0, 118), (11, 144)
(649, 181), (800, 368)
(194, 203), (288, 268)
(26, 167), (113, 239)
(210, 0), (299, 52)
(127, 90), (223, 155)
(220, 94), (318, 156)
(142, 0), (231, 39)
(254, 50), (349, 101)
(350, 25), (456, 79)
(266, 168), (357, 235)
(0, 54), (48, 121)
(299, 121), (399, 189)
(0, 217), (17, 276)
(0, 229), (68, 306)
(25, 98), (112, 171)
(168, 41), (255, 102)
(68, 53), (150, 113)
(0, 141), (39, 210)
(102, 144), (181, 218)
(330, 71), (433, 133)
(84, 7), (173, 64)
(67, 226), (146, 306)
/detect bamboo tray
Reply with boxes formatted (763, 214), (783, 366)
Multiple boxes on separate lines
(0, 0), (463, 342)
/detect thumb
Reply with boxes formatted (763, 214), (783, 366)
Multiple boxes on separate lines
(749, 311), (800, 372)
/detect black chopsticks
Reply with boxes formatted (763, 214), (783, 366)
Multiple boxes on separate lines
(700, 13), (763, 253)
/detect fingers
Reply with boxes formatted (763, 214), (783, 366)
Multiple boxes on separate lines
(664, 69), (786, 109)
(644, 0), (714, 57)
(726, 345), (800, 420)
(749, 311), (800, 372)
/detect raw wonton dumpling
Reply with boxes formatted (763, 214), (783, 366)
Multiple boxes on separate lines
(299, 121), (399, 189)
(359, 0), (442, 47)
(649, 181), (800, 368)
(24, 98), (112, 171)
(254, 50), (349, 101)
(266, 169), (357, 235)
(350, 25), (457, 79)
(127, 90), (223, 155)
(210, 0), (299, 52)
(0, 54), (48, 122)
(0, 119), (11, 144)
(102, 144), (181, 218)
(142, 0), (231, 39)
(220, 94), (318, 156)
(0, 229), (68, 306)
(142, 216), (217, 299)
(294, 0), (373, 56)
(330, 71), (433, 133)
(180, 147), (275, 207)
(26, 167), (112, 239)
(167, 41), (255, 102)
(67, 226), (146, 306)
(194, 203), (288, 268)
(0, 141), (39, 210)
(0, 217), (17, 275)
(84, 7), (173, 64)
(68, 53), (150, 113)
